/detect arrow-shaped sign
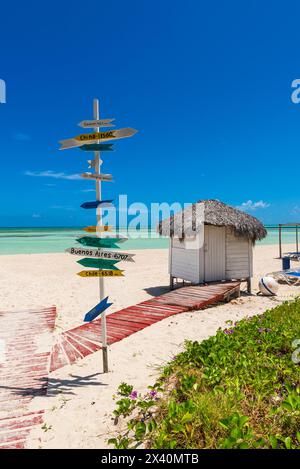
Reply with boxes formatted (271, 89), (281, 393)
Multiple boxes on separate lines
(80, 144), (114, 152)
(81, 173), (113, 182)
(78, 234), (127, 242)
(59, 128), (137, 150)
(84, 296), (113, 322)
(78, 119), (115, 129)
(65, 247), (135, 262)
(76, 235), (127, 249)
(77, 258), (119, 269)
(77, 270), (124, 277)
(83, 225), (112, 233)
(80, 200), (114, 209)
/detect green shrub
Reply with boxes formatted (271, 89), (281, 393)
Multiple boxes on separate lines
(109, 298), (300, 449)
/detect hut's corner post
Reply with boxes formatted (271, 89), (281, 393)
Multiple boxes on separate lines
(246, 278), (251, 294)
(170, 275), (174, 290)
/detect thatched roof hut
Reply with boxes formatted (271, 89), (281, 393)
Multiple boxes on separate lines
(157, 199), (267, 243)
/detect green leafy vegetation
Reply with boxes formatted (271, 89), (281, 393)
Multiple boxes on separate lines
(109, 298), (300, 449)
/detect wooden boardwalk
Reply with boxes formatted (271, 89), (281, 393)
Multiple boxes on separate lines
(0, 307), (56, 449)
(50, 282), (240, 372)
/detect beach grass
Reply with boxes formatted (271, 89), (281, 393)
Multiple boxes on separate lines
(109, 298), (300, 449)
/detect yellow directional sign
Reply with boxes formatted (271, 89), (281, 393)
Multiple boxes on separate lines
(83, 226), (112, 233)
(76, 130), (115, 142)
(77, 270), (124, 278)
(59, 128), (137, 150)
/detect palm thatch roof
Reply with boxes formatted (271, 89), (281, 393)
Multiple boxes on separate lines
(157, 199), (267, 242)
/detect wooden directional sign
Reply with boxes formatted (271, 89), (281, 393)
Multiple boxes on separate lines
(78, 234), (127, 242)
(78, 119), (115, 129)
(80, 200), (113, 209)
(83, 225), (112, 233)
(80, 144), (114, 152)
(59, 128), (137, 150)
(65, 247), (135, 262)
(81, 172), (113, 182)
(77, 270), (124, 277)
(84, 296), (113, 322)
(77, 258), (119, 269)
(77, 235), (127, 249)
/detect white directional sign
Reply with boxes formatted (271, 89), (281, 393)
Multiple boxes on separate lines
(65, 247), (135, 262)
(81, 172), (113, 182)
(78, 119), (115, 128)
(59, 128), (138, 150)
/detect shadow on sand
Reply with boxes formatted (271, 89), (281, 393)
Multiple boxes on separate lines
(144, 285), (171, 297)
(0, 372), (107, 398)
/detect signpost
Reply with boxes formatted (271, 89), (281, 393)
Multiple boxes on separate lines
(80, 200), (113, 209)
(77, 234), (127, 242)
(77, 258), (119, 269)
(62, 98), (137, 373)
(65, 247), (135, 262)
(59, 128), (137, 150)
(83, 225), (112, 233)
(80, 144), (114, 152)
(77, 270), (124, 278)
(84, 296), (113, 322)
(76, 236), (126, 249)
(78, 119), (115, 128)
(81, 172), (113, 182)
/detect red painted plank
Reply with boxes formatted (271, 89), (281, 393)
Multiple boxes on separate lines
(121, 306), (171, 318)
(0, 440), (26, 449)
(50, 283), (240, 372)
(0, 306), (56, 449)
(49, 343), (69, 372)
(59, 336), (83, 363)
(66, 332), (101, 352)
(107, 317), (152, 330)
(109, 312), (157, 325)
(64, 334), (99, 357)
(0, 414), (43, 432)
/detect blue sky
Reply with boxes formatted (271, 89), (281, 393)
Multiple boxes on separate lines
(0, 0), (300, 226)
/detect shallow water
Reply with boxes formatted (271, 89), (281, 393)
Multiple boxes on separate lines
(0, 226), (297, 255)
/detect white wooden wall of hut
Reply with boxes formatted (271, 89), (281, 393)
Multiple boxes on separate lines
(170, 225), (253, 283)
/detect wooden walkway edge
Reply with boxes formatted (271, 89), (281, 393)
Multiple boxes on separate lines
(50, 282), (240, 372)
(0, 307), (57, 449)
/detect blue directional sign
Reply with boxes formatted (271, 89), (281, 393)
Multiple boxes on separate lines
(80, 200), (114, 209)
(79, 143), (114, 152)
(84, 296), (113, 322)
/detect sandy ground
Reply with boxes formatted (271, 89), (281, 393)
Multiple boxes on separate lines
(0, 244), (299, 448)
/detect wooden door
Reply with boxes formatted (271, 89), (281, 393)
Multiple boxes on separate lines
(204, 226), (226, 282)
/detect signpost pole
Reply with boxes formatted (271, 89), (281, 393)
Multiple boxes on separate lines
(93, 98), (108, 373)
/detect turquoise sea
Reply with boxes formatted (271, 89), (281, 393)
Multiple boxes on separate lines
(0, 226), (297, 255)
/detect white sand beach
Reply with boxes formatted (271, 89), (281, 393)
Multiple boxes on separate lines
(0, 244), (299, 448)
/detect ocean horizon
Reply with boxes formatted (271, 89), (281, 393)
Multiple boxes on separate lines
(0, 225), (297, 255)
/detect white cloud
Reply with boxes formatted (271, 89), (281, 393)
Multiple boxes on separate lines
(25, 170), (81, 180)
(81, 188), (95, 192)
(50, 205), (76, 211)
(32, 213), (41, 218)
(237, 200), (270, 211)
(290, 205), (300, 215)
(13, 132), (31, 141)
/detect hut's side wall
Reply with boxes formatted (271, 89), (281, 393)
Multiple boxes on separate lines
(170, 236), (201, 283)
(225, 227), (252, 279)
